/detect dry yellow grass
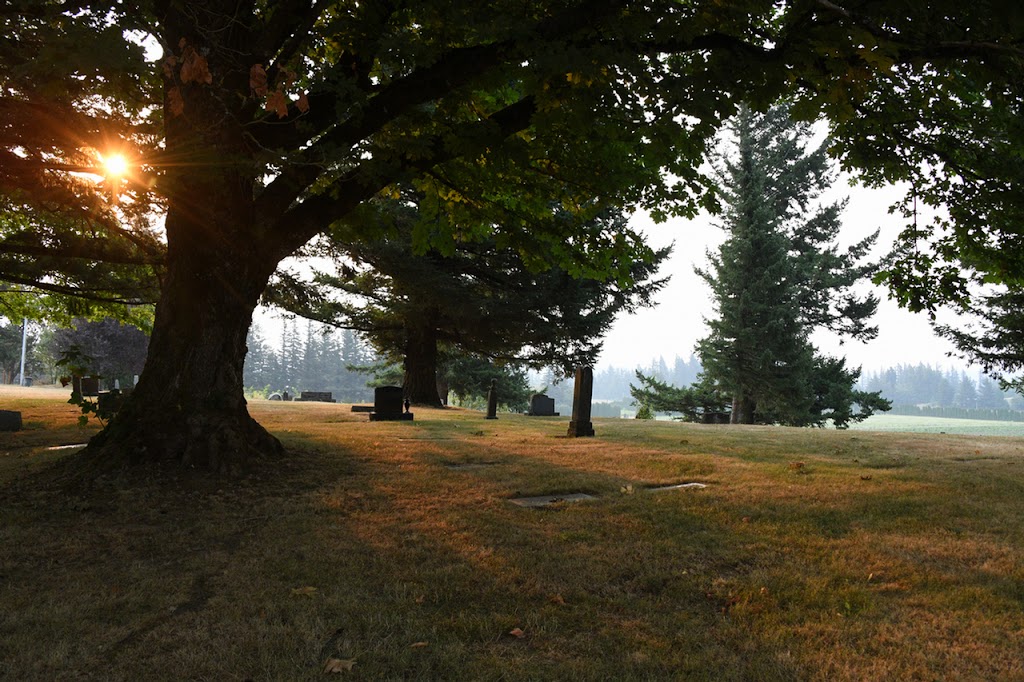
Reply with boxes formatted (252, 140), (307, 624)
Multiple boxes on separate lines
(1, 386), (1023, 680)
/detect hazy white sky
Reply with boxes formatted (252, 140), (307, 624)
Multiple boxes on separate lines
(597, 180), (976, 375)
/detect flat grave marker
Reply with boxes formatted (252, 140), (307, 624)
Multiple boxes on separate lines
(508, 493), (596, 508)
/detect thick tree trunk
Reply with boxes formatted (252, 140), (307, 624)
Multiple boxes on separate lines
(731, 395), (757, 424)
(79, 42), (285, 473)
(82, 242), (282, 473)
(436, 375), (449, 406)
(403, 320), (442, 406)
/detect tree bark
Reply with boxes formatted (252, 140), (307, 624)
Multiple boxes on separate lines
(403, 319), (442, 406)
(82, 223), (283, 473)
(731, 395), (757, 424)
(79, 14), (285, 473)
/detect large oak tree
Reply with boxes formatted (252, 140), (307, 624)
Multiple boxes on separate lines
(2, 0), (1022, 472)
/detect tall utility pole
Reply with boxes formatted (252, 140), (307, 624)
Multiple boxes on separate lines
(18, 317), (27, 386)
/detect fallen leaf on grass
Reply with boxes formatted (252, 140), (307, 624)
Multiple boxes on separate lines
(508, 628), (525, 638)
(410, 641), (429, 648)
(291, 586), (318, 596)
(620, 484), (634, 495)
(548, 594), (566, 605)
(323, 658), (355, 673)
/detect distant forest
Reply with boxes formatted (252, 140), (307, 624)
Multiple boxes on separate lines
(243, 319), (379, 402)
(601, 356), (1024, 422)
(240, 318), (1024, 419)
(11, 314), (1016, 419)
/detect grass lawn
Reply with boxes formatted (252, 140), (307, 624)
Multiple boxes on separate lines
(2, 385), (1023, 680)
(851, 413), (1024, 437)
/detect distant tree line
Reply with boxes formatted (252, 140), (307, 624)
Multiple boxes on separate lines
(243, 318), (378, 402)
(858, 364), (1018, 410)
(593, 356), (703, 403)
(1, 316), (148, 388)
(587, 358), (1024, 419)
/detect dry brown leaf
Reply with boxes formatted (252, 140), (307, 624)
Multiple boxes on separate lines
(179, 47), (212, 85)
(162, 55), (177, 79)
(548, 594), (565, 605)
(266, 90), (289, 118)
(296, 91), (310, 113)
(508, 627), (525, 638)
(249, 64), (268, 97)
(409, 641), (429, 648)
(167, 87), (185, 117)
(323, 657), (355, 673)
(291, 586), (317, 596)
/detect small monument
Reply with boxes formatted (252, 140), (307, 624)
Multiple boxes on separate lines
(0, 410), (22, 432)
(567, 366), (595, 437)
(96, 389), (126, 418)
(528, 393), (558, 416)
(73, 376), (100, 397)
(485, 379), (498, 420)
(369, 386), (413, 421)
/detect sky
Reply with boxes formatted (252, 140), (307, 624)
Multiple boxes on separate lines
(597, 180), (978, 376)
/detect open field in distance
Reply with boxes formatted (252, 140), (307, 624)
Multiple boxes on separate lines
(850, 413), (1024, 437)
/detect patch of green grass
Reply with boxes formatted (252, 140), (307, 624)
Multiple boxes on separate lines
(1, 388), (1023, 680)
(851, 413), (1024, 436)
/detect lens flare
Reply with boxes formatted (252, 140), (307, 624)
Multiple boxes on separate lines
(102, 153), (129, 178)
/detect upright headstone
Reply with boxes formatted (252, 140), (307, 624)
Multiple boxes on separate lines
(0, 410), (22, 432)
(528, 393), (558, 416)
(567, 366), (595, 437)
(485, 379), (498, 420)
(74, 376), (100, 397)
(369, 385), (413, 421)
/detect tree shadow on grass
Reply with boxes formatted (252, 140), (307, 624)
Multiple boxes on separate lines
(4, 411), (1023, 679)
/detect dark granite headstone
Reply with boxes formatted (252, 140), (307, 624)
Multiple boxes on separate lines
(0, 410), (22, 432)
(528, 393), (558, 416)
(97, 389), (126, 418)
(567, 366), (595, 437)
(369, 385), (413, 421)
(73, 376), (100, 397)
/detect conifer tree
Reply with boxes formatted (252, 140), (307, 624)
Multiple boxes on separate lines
(276, 199), (668, 405)
(693, 104), (888, 426)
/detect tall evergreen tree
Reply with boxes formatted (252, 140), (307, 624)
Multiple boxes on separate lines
(276, 200), (668, 405)
(243, 325), (274, 391)
(935, 289), (1024, 395)
(693, 104), (887, 426)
